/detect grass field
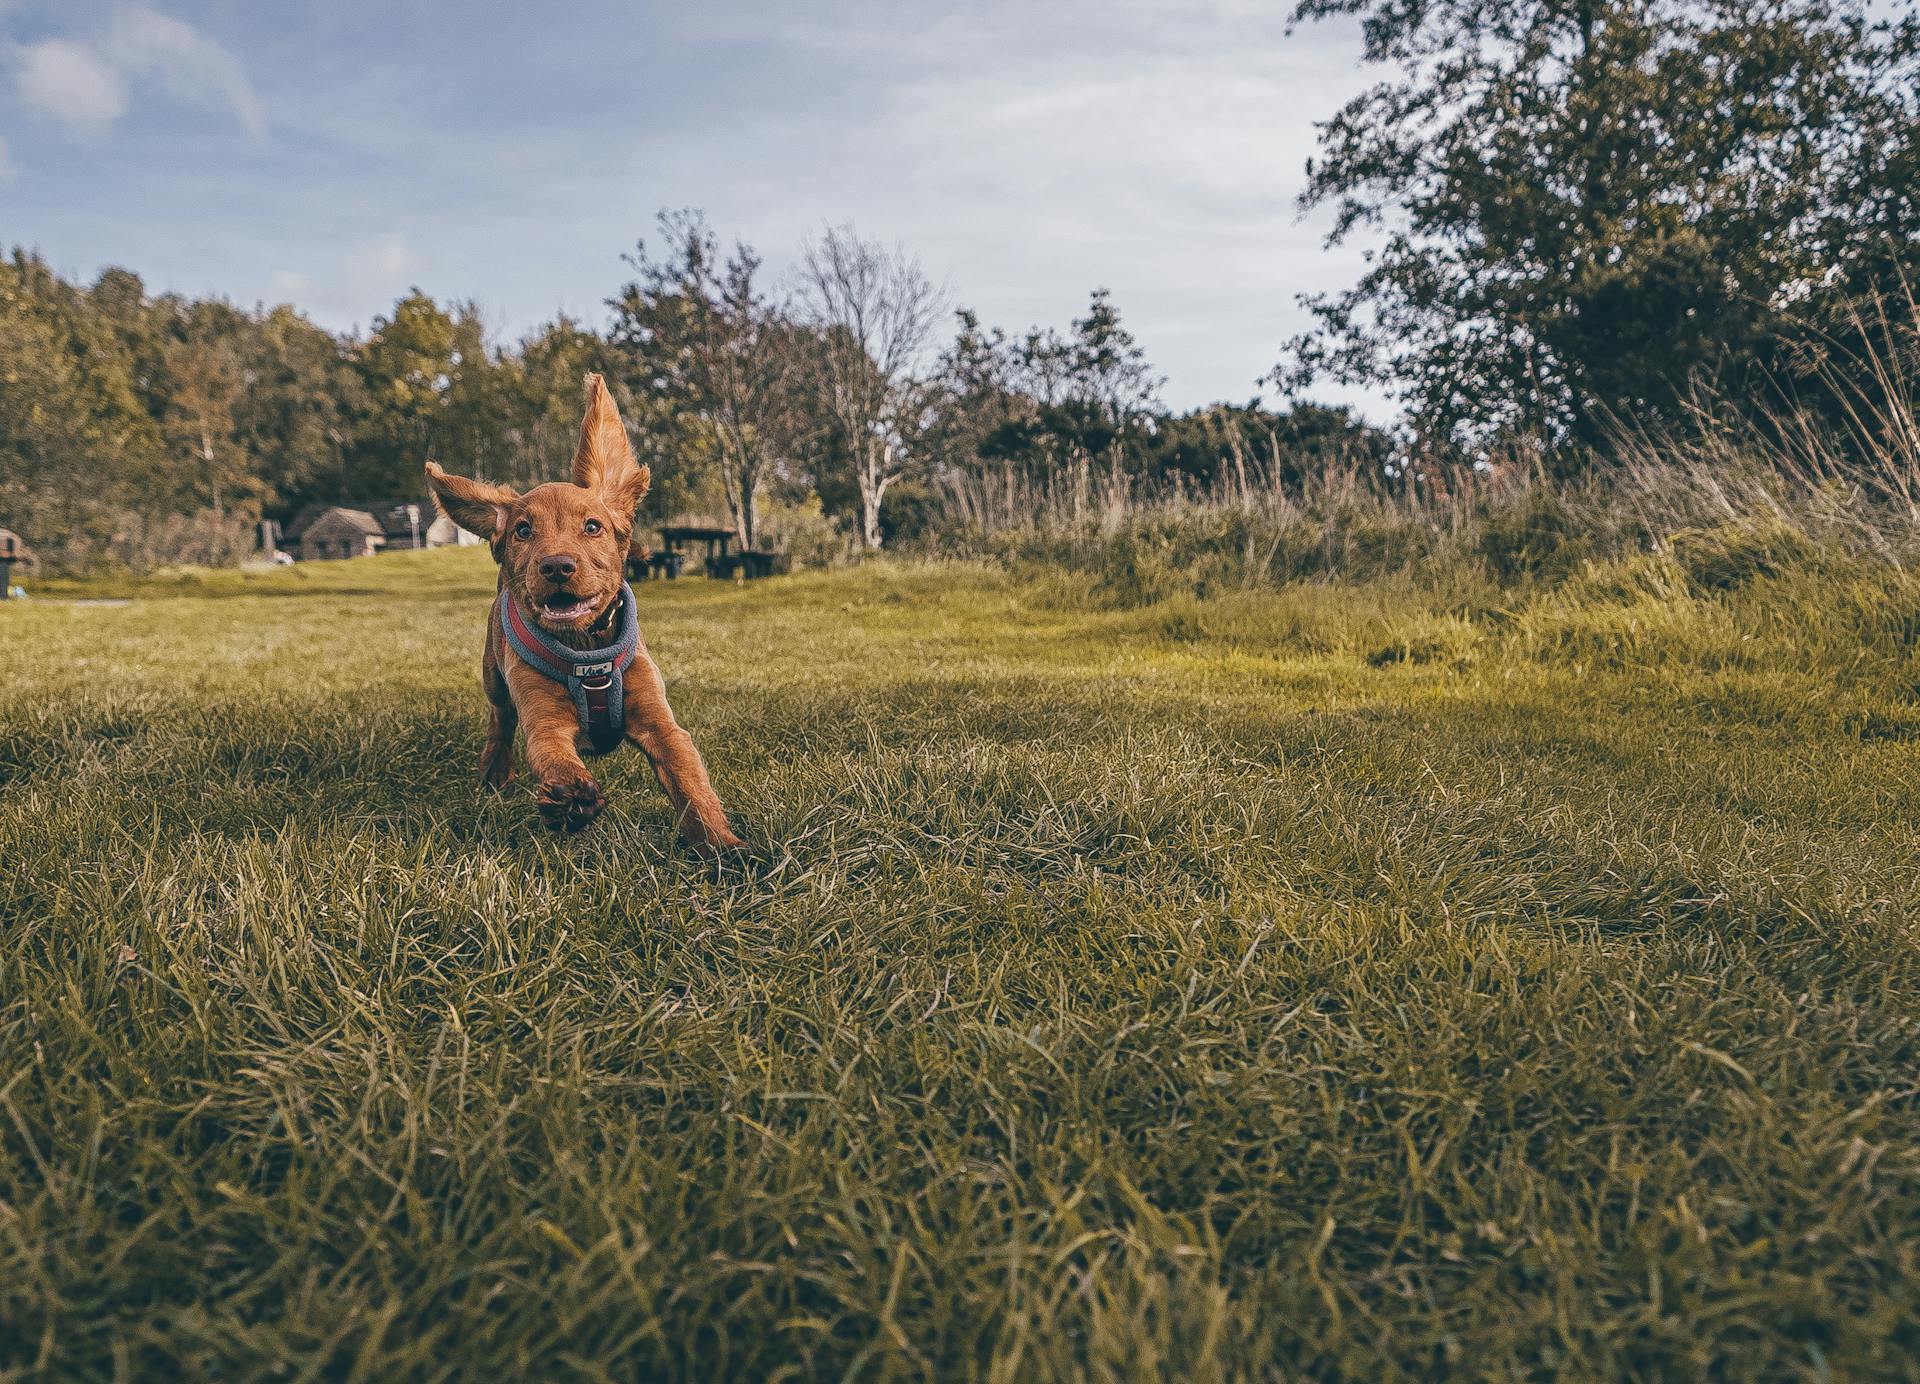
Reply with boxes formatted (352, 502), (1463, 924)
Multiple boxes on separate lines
(4, 542), (1919, 1380)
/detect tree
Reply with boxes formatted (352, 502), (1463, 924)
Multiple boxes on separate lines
(926, 293), (1393, 527)
(1028, 289), (1163, 494)
(236, 305), (362, 518)
(352, 291), (475, 496)
(160, 303), (252, 520)
(1277, 0), (1920, 453)
(929, 290), (1164, 520)
(797, 225), (945, 549)
(506, 317), (632, 492)
(611, 210), (806, 550)
(1066, 288), (1162, 436)
(0, 251), (167, 562)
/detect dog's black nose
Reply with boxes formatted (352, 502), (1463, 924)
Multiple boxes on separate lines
(539, 555), (578, 583)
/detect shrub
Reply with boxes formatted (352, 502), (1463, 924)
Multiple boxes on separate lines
(1471, 488), (1599, 583)
(758, 494), (853, 570)
(1668, 519), (1817, 592)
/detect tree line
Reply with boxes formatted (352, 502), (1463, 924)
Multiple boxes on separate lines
(0, 220), (1379, 569)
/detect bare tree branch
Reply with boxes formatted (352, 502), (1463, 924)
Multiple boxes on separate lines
(796, 225), (946, 548)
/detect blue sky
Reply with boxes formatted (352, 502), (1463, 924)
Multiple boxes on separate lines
(1, 0), (1383, 415)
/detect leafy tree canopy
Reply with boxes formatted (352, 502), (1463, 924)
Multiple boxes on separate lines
(1276, 0), (1920, 452)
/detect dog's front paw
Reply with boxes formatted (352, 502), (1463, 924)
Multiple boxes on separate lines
(536, 772), (605, 832)
(685, 821), (748, 859)
(482, 759), (517, 790)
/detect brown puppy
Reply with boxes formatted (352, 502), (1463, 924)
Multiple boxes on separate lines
(426, 374), (744, 853)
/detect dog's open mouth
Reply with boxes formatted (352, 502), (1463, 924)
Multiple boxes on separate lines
(536, 591), (599, 626)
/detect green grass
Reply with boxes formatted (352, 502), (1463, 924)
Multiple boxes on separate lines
(3, 543), (1919, 1380)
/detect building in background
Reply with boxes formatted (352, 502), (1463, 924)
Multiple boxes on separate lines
(284, 500), (470, 561)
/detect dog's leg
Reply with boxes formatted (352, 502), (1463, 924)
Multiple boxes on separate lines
(623, 647), (745, 856)
(506, 664), (605, 832)
(479, 609), (518, 789)
(481, 693), (518, 789)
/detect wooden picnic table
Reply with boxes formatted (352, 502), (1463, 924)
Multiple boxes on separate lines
(632, 525), (781, 581)
(631, 524), (731, 580)
(0, 529), (22, 599)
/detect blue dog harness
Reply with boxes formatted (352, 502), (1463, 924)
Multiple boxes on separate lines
(499, 583), (640, 757)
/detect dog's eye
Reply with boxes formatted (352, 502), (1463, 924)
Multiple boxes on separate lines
(584, 519), (603, 535)
(513, 521), (533, 540)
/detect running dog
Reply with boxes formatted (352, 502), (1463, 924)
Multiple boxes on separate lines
(425, 375), (744, 852)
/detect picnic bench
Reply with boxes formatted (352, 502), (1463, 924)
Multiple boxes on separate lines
(627, 547), (686, 580)
(711, 549), (782, 580)
(0, 529), (24, 599)
(631, 524), (782, 581)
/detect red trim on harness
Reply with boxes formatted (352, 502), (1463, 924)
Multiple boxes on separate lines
(502, 596), (570, 680)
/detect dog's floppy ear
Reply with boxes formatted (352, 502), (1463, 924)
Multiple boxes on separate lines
(425, 460), (518, 542)
(573, 372), (651, 533)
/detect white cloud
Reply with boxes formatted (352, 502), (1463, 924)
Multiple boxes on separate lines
(267, 235), (419, 322)
(1, 0), (1388, 416)
(648, 1), (1381, 410)
(9, 6), (263, 139)
(268, 268), (314, 299)
(350, 233), (414, 284)
(0, 135), (13, 182)
(15, 37), (128, 132)
(103, 6), (266, 141)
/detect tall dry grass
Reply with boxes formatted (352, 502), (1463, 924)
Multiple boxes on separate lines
(930, 292), (1920, 605)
